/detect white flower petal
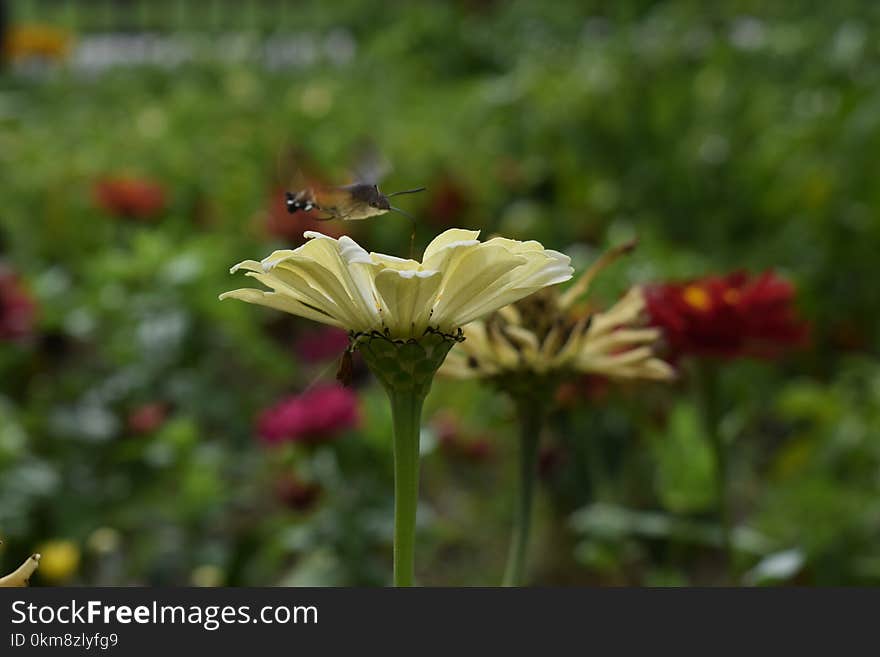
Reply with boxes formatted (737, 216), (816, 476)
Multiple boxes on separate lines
(371, 253), (422, 271)
(453, 250), (573, 326)
(223, 228), (572, 340)
(488, 323), (521, 368)
(290, 232), (380, 326)
(422, 229), (481, 263)
(260, 248), (302, 271)
(219, 289), (345, 328)
(246, 269), (359, 326)
(229, 260), (264, 274)
(374, 268), (442, 335)
(581, 328), (662, 357)
(482, 236), (546, 254)
(431, 244), (529, 328)
(589, 288), (645, 336)
(550, 316), (590, 368)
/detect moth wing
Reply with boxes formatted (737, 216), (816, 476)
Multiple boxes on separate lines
(348, 140), (392, 186)
(275, 143), (320, 191)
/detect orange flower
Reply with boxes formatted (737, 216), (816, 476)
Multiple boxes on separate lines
(93, 176), (167, 220)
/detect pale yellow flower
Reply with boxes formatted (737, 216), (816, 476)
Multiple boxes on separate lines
(223, 228), (573, 587)
(221, 228), (573, 339)
(0, 554), (41, 588)
(443, 242), (675, 384)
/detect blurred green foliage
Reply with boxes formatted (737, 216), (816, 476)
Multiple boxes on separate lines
(0, 0), (878, 585)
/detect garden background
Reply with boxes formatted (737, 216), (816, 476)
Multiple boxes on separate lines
(1, 0), (879, 586)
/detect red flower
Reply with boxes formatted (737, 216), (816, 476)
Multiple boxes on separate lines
(645, 270), (808, 360)
(538, 443), (565, 480)
(294, 327), (350, 364)
(93, 176), (167, 220)
(555, 376), (610, 409)
(0, 268), (36, 341)
(265, 188), (345, 243)
(127, 402), (169, 435)
(257, 384), (360, 446)
(425, 176), (470, 227)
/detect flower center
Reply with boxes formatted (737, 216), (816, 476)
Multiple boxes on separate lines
(723, 289), (742, 305)
(683, 285), (712, 311)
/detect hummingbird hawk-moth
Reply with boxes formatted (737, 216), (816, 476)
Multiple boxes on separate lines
(285, 183), (425, 222)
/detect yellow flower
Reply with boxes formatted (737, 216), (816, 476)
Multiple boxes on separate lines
(36, 540), (80, 583)
(4, 24), (72, 62)
(190, 564), (225, 587)
(221, 228), (573, 339)
(443, 241), (675, 385)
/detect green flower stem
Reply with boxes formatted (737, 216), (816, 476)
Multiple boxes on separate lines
(388, 389), (425, 587)
(502, 405), (544, 587)
(694, 361), (734, 579)
(356, 330), (460, 587)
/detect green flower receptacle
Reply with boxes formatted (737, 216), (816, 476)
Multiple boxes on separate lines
(355, 330), (462, 398)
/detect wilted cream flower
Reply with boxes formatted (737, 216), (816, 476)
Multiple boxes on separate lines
(443, 241), (675, 385)
(439, 241), (672, 587)
(221, 228), (573, 339)
(0, 554), (41, 588)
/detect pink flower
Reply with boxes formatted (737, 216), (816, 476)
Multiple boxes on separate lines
(0, 268), (37, 341)
(257, 384), (360, 446)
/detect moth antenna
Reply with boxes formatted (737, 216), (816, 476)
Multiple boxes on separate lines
(391, 206), (417, 258)
(386, 187), (426, 197)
